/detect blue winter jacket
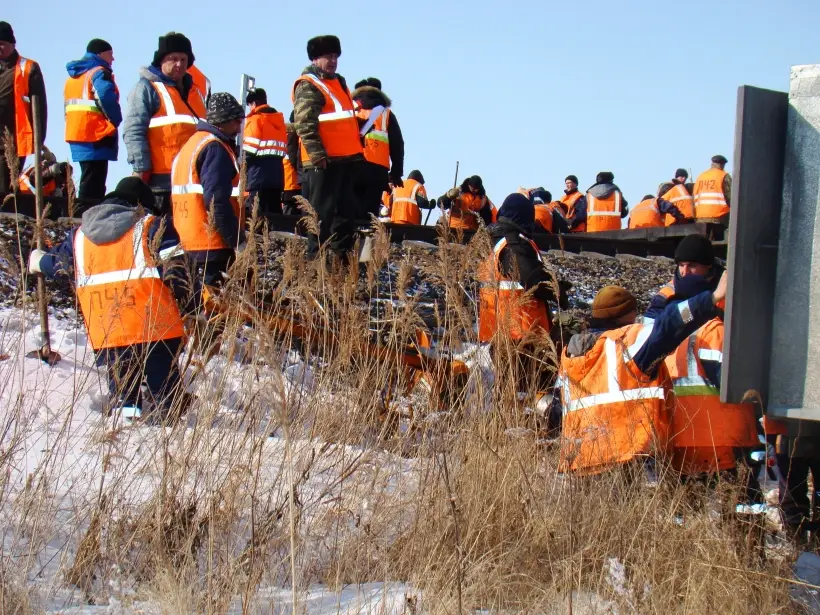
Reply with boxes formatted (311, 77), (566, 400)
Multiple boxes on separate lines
(39, 197), (193, 314)
(123, 66), (198, 192)
(182, 121), (242, 264)
(65, 53), (122, 162)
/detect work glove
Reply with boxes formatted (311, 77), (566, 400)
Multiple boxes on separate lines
(389, 174), (403, 188)
(446, 187), (460, 200)
(28, 249), (46, 275)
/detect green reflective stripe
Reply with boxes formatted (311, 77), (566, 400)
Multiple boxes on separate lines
(365, 131), (389, 144)
(65, 104), (104, 114)
(673, 385), (719, 397)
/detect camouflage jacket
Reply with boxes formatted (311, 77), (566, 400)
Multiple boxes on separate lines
(292, 65), (363, 169)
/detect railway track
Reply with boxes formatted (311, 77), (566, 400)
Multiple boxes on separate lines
(1, 193), (728, 259)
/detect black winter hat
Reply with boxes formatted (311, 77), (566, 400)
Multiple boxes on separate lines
(0, 22), (15, 44)
(246, 88), (267, 106)
(151, 32), (195, 68)
(596, 171), (615, 184)
(307, 35), (341, 60)
(207, 92), (244, 125)
(674, 168), (688, 180)
(498, 192), (535, 229)
(86, 38), (112, 55)
(674, 234), (714, 266)
(711, 154), (728, 165)
(109, 177), (156, 211)
(354, 77), (382, 90)
(565, 174), (579, 185)
(408, 170), (424, 184)
(466, 175), (483, 190)
(531, 187), (551, 204)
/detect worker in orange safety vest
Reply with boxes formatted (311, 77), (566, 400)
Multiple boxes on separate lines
(439, 175), (489, 231)
(556, 271), (729, 475)
(628, 194), (686, 229)
(243, 87), (288, 216)
(383, 169), (430, 225)
(123, 32), (206, 214)
(583, 171), (629, 232)
(693, 154), (732, 220)
(561, 175), (587, 232)
(27, 177), (190, 423)
(0, 21), (48, 194)
(172, 92), (245, 286)
(657, 168), (695, 225)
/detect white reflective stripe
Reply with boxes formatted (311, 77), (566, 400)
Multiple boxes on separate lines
(492, 237), (508, 256)
(172, 184), (204, 195)
(65, 99), (99, 108)
(75, 218), (160, 287)
(319, 110), (355, 122)
(149, 115), (198, 128)
(589, 211), (621, 217)
(154, 82), (177, 114)
(19, 174), (34, 191)
(159, 244), (183, 259)
(673, 375), (710, 387)
(605, 338), (619, 393)
(244, 136), (262, 145)
(696, 199), (727, 205)
(698, 349), (723, 362)
(18, 58), (29, 72)
(566, 387), (666, 413)
(677, 300), (693, 323)
(669, 195), (692, 203)
(231, 187), (240, 198)
(359, 105), (386, 136)
(626, 324), (653, 360)
(393, 197), (416, 204)
(698, 192), (726, 197)
(302, 74), (346, 114)
(243, 144), (260, 154)
(410, 182), (422, 201)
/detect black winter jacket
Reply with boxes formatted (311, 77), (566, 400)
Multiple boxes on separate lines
(489, 218), (559, 306)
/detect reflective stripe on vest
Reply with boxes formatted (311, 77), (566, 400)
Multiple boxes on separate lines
(64, 66), (117, 143)
(14, 57), (34, 157)
(629, 198), (662, 229)
(149, 83), (199, 128)
(393, 181), (422, 206)
(171, 134), (241, 198)
(693, 168), (729, 218)
(302, 74), (356, 123)
(243, 136), (288, 157)
(75, 218), (159, 287)
(586, 191), (622, 232)
(587, 192), (622, 215)
(293, 74), (362, 162)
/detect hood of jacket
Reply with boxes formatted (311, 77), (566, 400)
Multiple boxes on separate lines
(248, 104), (279, 116)
(351, 85), (391, 109)
(566, 329), (607, 358)
(587, 182), (621, 199)
(81, 199), (141, 245)
(66, 53), (111, 78)
(139, 65), (193, 90)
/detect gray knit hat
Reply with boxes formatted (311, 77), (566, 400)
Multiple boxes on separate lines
(207, 92), (244, 125)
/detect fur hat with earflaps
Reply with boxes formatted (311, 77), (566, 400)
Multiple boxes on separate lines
(307, 35), (341, 60)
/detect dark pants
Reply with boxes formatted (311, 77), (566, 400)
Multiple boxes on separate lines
(354, 161), (389, 222)
(777, 453), (820, 527)
(282, 189), (302, 216)
(78, 160), (108, 200)
(248, 187), (283, 217)
(97, 337), (183, 413)
(0, 154), (24, 193)
(305, 161), (359, 258)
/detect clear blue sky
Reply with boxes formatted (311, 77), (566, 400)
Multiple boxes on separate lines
(6, 0), (820, 209)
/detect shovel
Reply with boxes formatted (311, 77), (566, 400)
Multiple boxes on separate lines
(24, 95), (60, 365)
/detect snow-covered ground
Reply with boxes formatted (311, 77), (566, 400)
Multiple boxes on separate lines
(0, 307), (428, 614)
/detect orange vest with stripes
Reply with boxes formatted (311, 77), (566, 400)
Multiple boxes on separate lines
(243, 106), (288, 158)
(292, 74), (362, 162)
(534, 202), (564, 233)
(665, 318), (758, 474)
(629, 198), (663, 229)
(559, 324), (673, 474)
(74, 215), (185, 349)
(390, 178), (425, 225)
(661, 183), (694, 225)
(560, 190), (586, 232)
(171, 131), (243, 251)
(478, 235), (550, 342)
(187, 66), (210, 109)
(13, 56), (35, 157)
(147, 81), (206, 175)
(64, 66), (118, 143)
(357, 107), (390, 168)
(283, 157), (300, 191)
(586, 190), (623, 232)
(448, 192), (484, 230)
(693, 168), (729, 219)
(18, 169), (56, 196)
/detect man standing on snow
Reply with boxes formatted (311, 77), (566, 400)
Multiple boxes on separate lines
(292, 34), (363, 261)
(64, 39), (122, 199)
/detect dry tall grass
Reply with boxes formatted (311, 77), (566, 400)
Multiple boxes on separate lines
(0, 183), (801, 614)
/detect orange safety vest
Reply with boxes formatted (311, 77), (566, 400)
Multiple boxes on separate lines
(188, 65), (210, 109)
(586, 190), (623, 232)
(171, 131), (243, 251)
(243, 106), (288, 158)
(64, 66), (118, 143)
(292, 74), (362, 163)
(283, 157), (300, 191)
(448, 192), (484, 231)
(629, 198), (663, 229)
(665, 318), (758, 475)
(661, 183), (694, 226)
(148, 81), (206, 175)
(560, 190), (586, 232)
(357, 106), (390, 168)
(390, 178), (425, 225)
(478, 235), (550, 342)
(17, 169), (56, 196)
(74, 215), (185, 349)
(559, 324), (673, 474)
(534, 201), (564, 233)
(13, 56), (35, 157)
(693, 167), (729, 219)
